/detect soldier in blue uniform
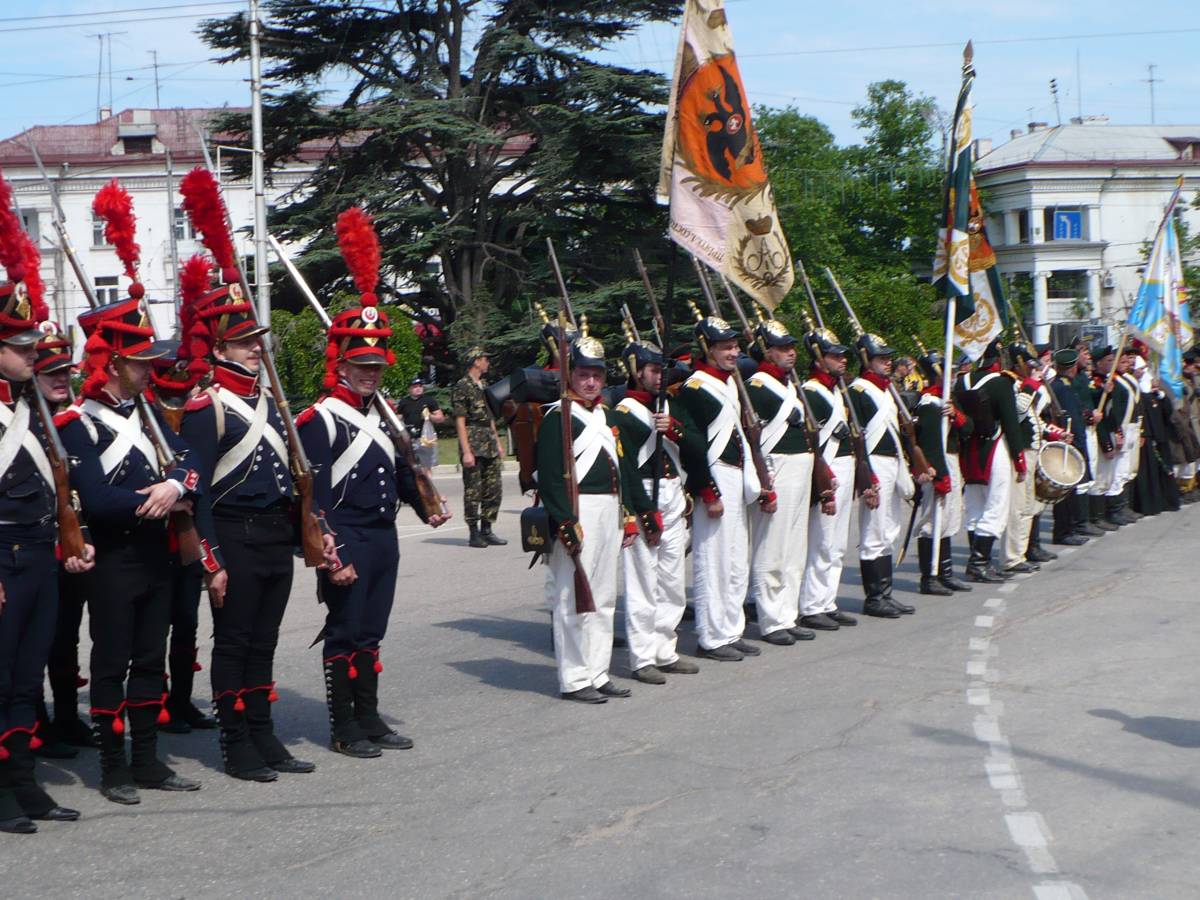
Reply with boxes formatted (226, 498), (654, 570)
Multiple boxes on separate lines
(298, 206), (447, 758)
(57, 189), (209, 804)
(0, 251), (90, 833)
(178, 243), (327, 780)
(33, 322), (98, 753)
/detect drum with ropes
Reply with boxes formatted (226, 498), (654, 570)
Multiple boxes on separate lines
(1034, 440), (1086, 503)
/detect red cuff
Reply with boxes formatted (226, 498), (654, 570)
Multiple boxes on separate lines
(933, 474), (951, 495)
(759, 490), (777, 507)
(623, 518), (639, 538)
(199, 539), (221, 574)
(667, 419), (685, 443)
(953, 409), (968, 429)
(699, 485), (720, 504)
(1014, 453), (1028, 475)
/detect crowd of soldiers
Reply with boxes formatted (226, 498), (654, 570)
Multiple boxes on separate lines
(532, 302), (1200, 703)
(0, 169), (443, 834)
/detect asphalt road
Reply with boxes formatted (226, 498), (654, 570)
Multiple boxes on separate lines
(13, 472), (1200, 900)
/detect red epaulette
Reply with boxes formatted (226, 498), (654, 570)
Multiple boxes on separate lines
(295, 406), (318, 427)
(53, 409), (81, 428)
(184, 392), (213, 412)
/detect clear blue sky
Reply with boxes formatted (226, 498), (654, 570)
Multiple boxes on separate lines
(3, 1), (1198, 149)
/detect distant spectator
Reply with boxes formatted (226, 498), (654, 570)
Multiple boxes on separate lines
(397, 376), (445, 469)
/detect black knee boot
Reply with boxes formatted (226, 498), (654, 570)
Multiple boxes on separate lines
(165, 647), (216, 733)
(939, 537), (972, 591)
(94, 712), (137, 804)
(1092, 494), (1120, 530)
(324, 657), (380, 759)
(49, 666), (94, 747)
(243, 688), (315, 774)
(6, 732), (60, 819)
(0, 751), (35, 833)
(33, 695), (76, 759)
(879, 555), (914, 614)
(215, 693), (275, 782)
(861, 558), (899, 618)
(1026, 515), (1057, 562)
(919, 537), (952, 596)
(966, 534), (1006, 583)
(1074, 493), (1101, 535)
(353, 650), (413, 750)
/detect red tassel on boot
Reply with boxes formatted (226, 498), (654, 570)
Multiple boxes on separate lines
(112, 717), (125, 735)
(234, 696), (245, 713)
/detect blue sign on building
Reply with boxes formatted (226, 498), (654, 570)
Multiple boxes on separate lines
(1053, 210), (1083, 240)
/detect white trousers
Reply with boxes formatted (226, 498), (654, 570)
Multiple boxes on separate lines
(1002, 449), (1044, 567)
(1077, 426), (1099, 494)
(916, 452), (963, 538)
(964, 444), (1012, 539)
(1116, 423), (1139, 490)
(800, 455), (855, 617)
(749, 452), (813, 636)
(859, 455), (904, 560)
(692, 461), (750, 651)
(622, 477), (688, 671)
(1175, 461), (1196, 479)
(546, 493), (620, 693)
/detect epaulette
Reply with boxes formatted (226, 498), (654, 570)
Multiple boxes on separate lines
(295, 406), (319, 428)
(685, 378), (703, 390)
(53, 408), (81, 428)
(851, 382), (865, 392)
(184, 392), (214, 412)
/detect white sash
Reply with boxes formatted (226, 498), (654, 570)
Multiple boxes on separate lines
(747, 371), (802, 455)
(0, 399), (53, 489)
(804, 379), (846, 465)
(548, 401), (618, 477)
(212, 389), (289, 485)
(686, 370), (760, 503)
(615, 396), (681, 472)
(1117, 374), (1139, 427)
(322, 397), (395, 488)
(854, 377), (914, 499)
(82, 399), (161, 479)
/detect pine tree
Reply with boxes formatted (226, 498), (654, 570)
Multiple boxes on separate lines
(201, 0), (681, 376)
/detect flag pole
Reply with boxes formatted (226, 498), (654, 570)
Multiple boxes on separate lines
(931, 40), (975, 575)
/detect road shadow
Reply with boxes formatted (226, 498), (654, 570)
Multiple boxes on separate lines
(447, 657), (555, 697)
(912, 721), (1200, 811)
(1089, 709), (1200, 748)
(434, 614), (555, 659)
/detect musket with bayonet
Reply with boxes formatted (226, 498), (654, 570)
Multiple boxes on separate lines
(31, 146), (204, 564)
(719, 276), (836, 506)
(631, 249), (671, 510)
(545, 238), (596, 615)
(690, 256), (774, 503)
(796, 259), (876, 499)
(179, 165), (329, 566)
(266, 234), (450, 524)
(823, 267), (935, 480)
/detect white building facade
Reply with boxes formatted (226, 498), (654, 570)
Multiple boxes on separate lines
(0, 107), (323, 349)
(976, 119), (1200, 344)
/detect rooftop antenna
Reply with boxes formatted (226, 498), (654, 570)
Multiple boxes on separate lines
(1050, 78), (1061, 125)
(1076, 48), (1083, 119)
(149, 50), (161, 108)
(1143, 64), (1161, 124)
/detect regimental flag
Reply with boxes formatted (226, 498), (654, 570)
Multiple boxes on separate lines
(953, 180), (1011, 361)
(658, 0), (792, 310)
(933, 42), (976, 322)
(1128, 179), (1193, 397)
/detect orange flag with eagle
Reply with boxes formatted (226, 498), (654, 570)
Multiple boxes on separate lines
(657, 0), (793, 310)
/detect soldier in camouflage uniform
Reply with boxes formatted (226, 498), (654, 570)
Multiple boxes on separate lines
(452, 348), (506, 548)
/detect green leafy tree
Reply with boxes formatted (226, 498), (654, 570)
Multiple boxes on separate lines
(270, 295), (422, 405)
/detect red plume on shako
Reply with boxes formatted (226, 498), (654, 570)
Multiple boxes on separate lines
(78, 180), (169, 399)
(323, 206), (394, 389)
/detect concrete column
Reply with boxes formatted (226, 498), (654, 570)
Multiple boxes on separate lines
(1004, 211), (1021, 246)
(1086, 206), (1100, 242)
(1030, 207), (1045, 244)
(1086, 270), (1101, 321)
(1032, 271), (1051, 343)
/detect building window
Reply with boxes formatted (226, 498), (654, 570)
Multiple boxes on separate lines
(174, 207), (195, 241)
(1044, 206), (1086, 241)
(20, 210), (39, 244)
(95, 275), (121, 305)
(92, 214), (110, 247)
(1017, 209), (1030, 244)
(122, 136), (153, 154)
(1046, 271), (1087, 299)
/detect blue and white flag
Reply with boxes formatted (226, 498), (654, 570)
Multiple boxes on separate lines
(1127, 180), (1192, 397)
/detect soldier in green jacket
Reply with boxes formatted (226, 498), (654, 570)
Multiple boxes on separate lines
(536, 336), (659, 704)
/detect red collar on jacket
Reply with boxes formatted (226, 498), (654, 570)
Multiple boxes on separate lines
(981, 362), (1002, 374)
(808, 368), (837, 389)
(0, 378), (16, 404)
(213, 362), (260, 397)
(861, 371), (890, 391)
(564, 389), (601, 411)
(922, 382), (942, 398)
(624, 389), (654, 406)
(694, 360), (731, 382)
(329, 382), (370, 409)
(756, 361), (788, 382)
